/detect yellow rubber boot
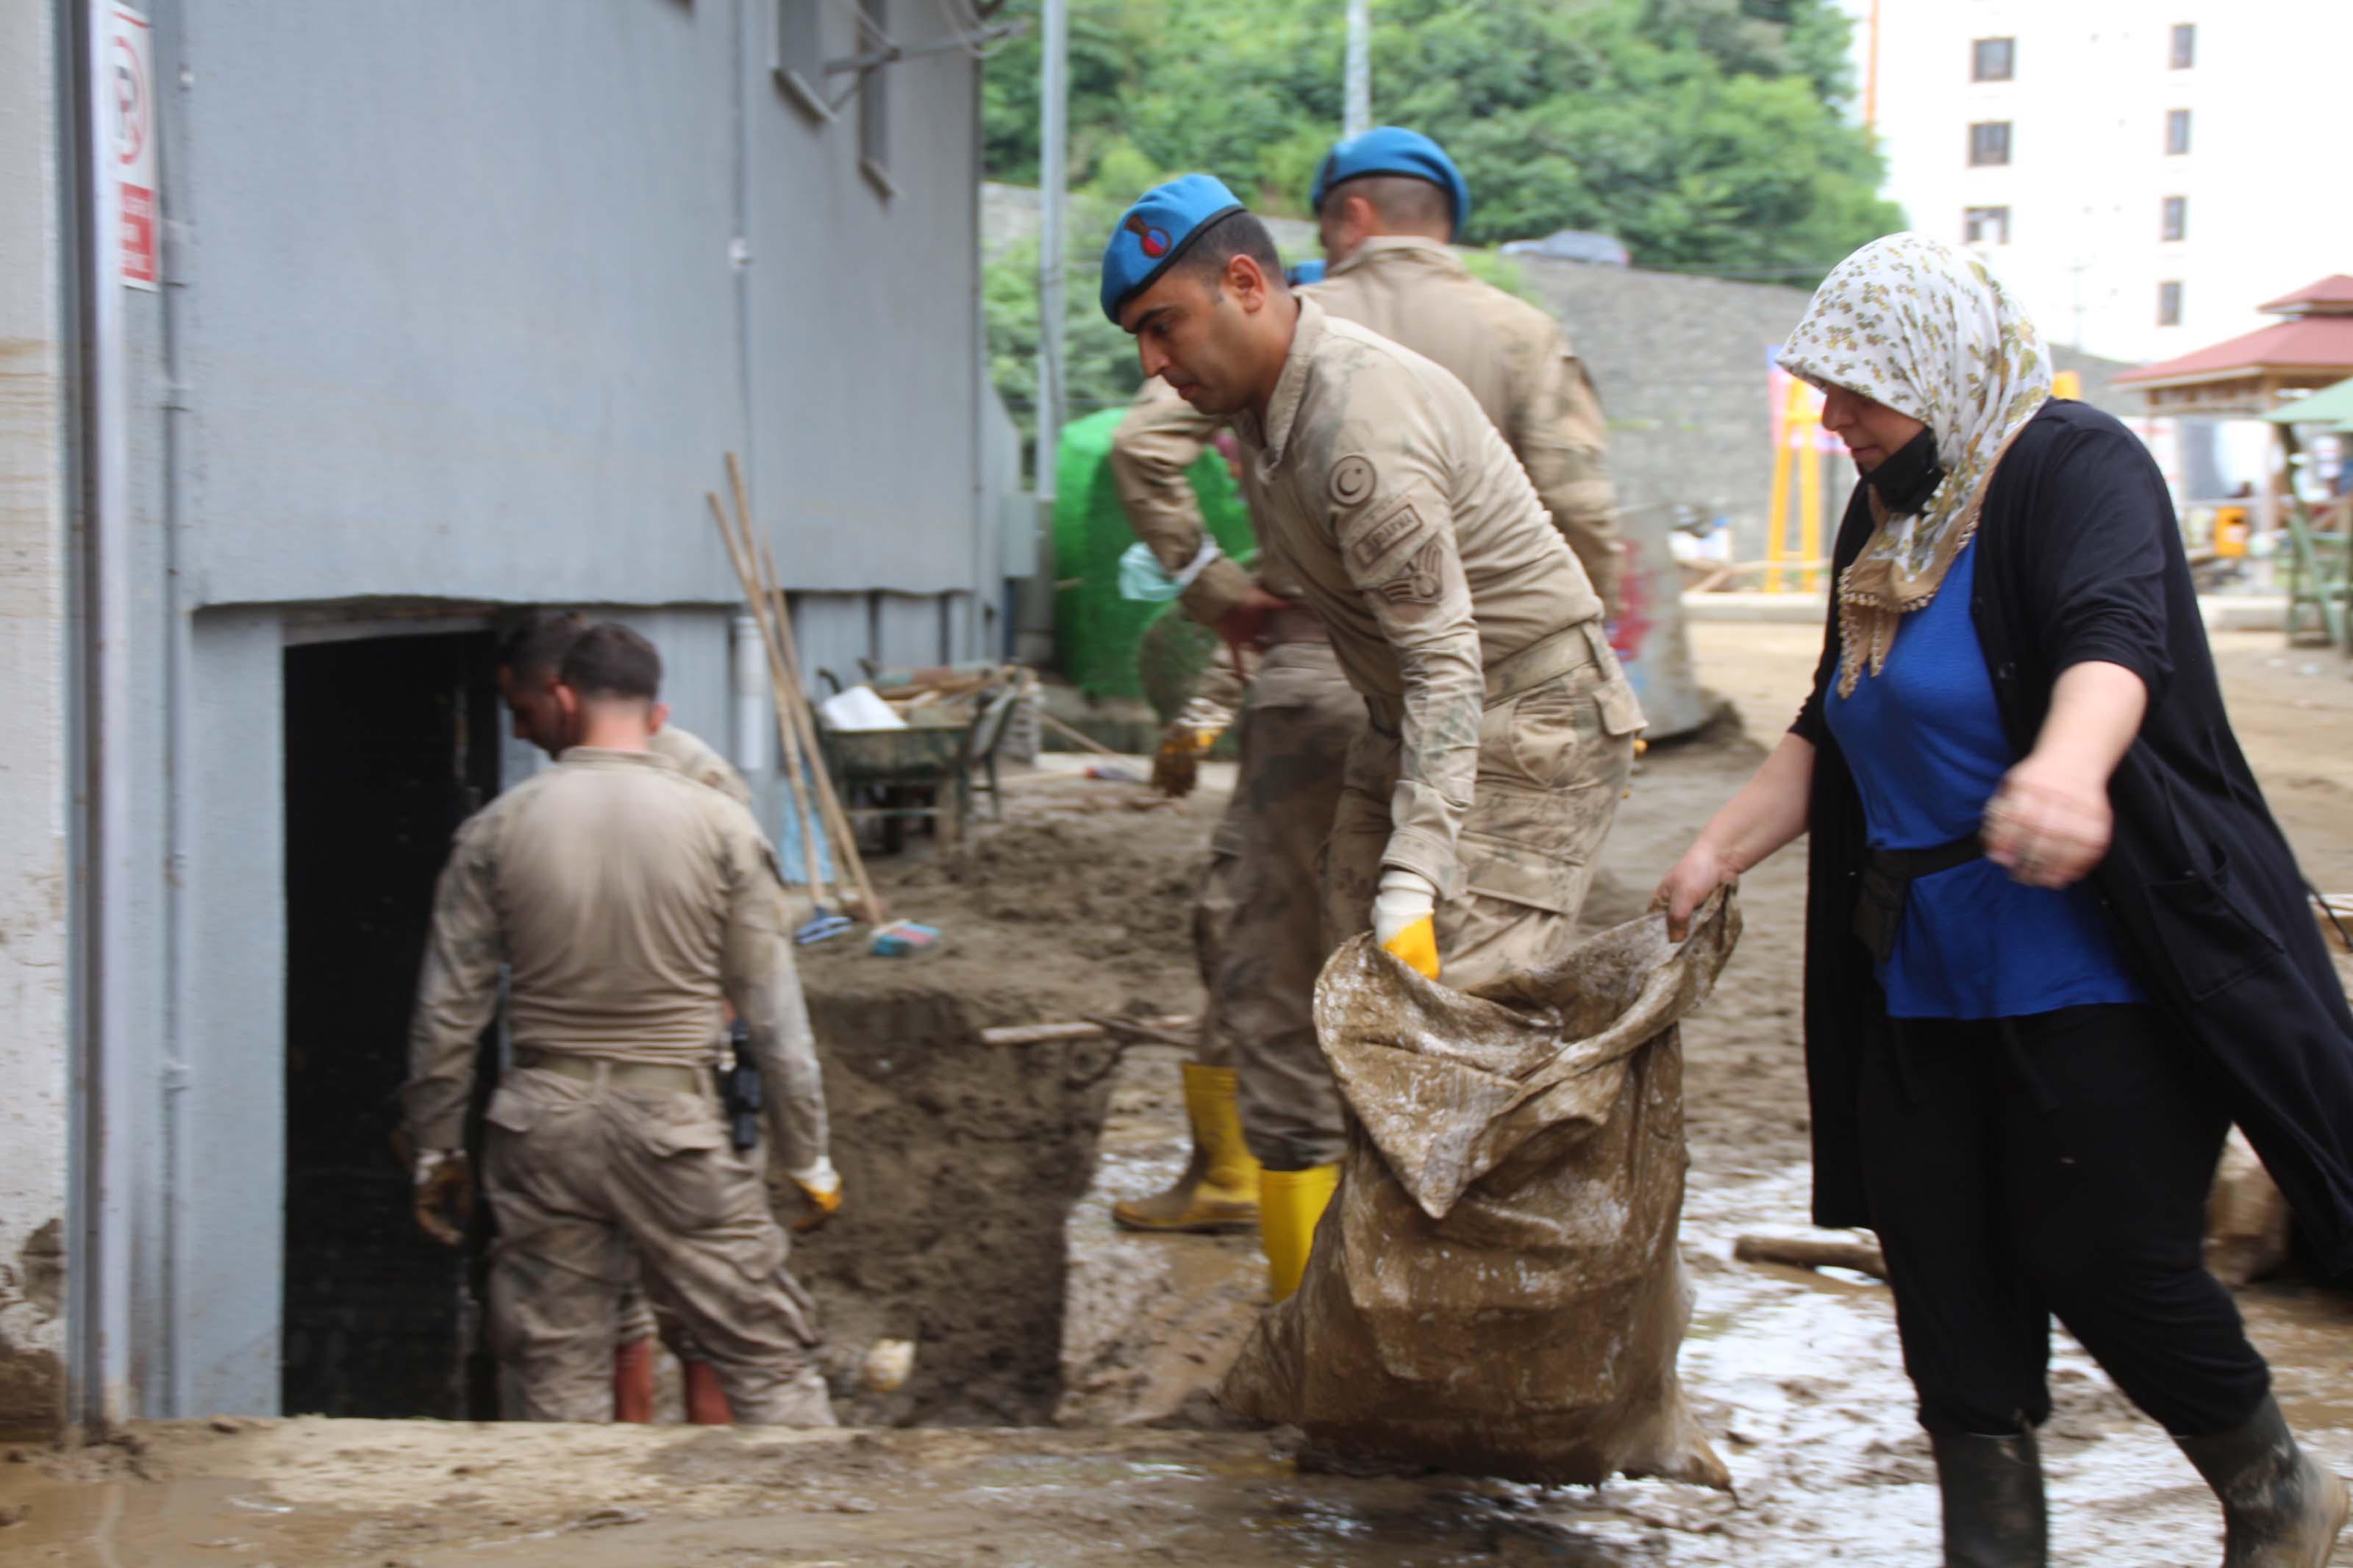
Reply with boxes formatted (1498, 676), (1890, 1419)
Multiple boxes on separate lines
(1111, 1064), (1262, 1234)
(1260, 1162), (1342, 1303)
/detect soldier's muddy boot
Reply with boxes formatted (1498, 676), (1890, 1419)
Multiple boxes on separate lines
(1260, 1162), (1340, 1303)
(613, 1336), (655, 1423)
(2176, 1395), (2351, 1567)
(684, 1359), (735, 1425)
(1112, 1064), (1261, 1234)
(1931, 1429), (2047, 1567)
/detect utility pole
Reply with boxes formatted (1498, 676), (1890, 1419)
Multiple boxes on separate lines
(1343, 0), (1371, 139)
(1027, 0), (1068, 664)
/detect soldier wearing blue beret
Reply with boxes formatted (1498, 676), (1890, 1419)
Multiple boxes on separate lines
(1308, 128), (1623, 614)
(1101, 176), (1643, 1298)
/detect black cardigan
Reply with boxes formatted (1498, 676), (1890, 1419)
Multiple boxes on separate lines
(1791, 399), (2353, 1278)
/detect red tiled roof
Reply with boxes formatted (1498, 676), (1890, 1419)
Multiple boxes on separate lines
(2113, 315), (2353, 387)
(2259, 275), (2353, 315)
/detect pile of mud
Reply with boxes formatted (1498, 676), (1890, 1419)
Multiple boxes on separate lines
(789, 790), (1223, 1426)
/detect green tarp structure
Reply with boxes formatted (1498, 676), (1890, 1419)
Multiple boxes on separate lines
(2263, 374), (2353, 432)
(1052, 407), (1259, 698)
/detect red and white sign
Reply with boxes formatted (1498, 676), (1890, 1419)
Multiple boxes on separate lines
(108, 4), (157, 290)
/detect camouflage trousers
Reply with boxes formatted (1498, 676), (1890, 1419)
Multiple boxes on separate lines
(482, 1064), (835, 1425)
(1324, 620), (1643, 992)
(1194, 641), (1363, 1170)
(613, 1275), (704, 1361)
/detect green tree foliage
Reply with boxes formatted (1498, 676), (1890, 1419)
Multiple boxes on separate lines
(983, 0), (1899, 269)
(980, 0), (1903, 463)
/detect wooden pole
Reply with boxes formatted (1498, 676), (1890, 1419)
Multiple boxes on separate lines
(758, 537), (885, 924)
(1733, 1234), (1888, 1282)
(707, 491), (831, 906)
(1035, 709), (1124, 759)
(979, 1014), (1196, 1048)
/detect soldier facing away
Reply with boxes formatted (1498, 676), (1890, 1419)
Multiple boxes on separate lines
(494, 609), (841, 1423)
(407, 623), (838, 1424)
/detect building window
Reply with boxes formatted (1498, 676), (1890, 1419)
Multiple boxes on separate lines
(1963, 206), (2011, 246)
(2162, 196), (2187, 243)
(1968, 121), (2012, 167)
(857, 0), (894, 198)
(774, 0), (832, 121)
(2159, 281), (2183, 326)
(2166, 108), (2192, 155)
(1971, 37), (2015, 82)
(2170, 23), (2196, 69)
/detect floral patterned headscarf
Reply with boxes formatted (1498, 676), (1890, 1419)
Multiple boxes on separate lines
(1779, 233), (2051, 695)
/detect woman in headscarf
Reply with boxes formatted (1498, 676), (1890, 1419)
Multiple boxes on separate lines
(1657, 234), (2353, 1567)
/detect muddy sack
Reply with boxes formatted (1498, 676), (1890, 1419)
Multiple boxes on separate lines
(1219, 893), (1738, 1488)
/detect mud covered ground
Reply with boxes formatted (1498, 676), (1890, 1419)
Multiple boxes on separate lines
(6, 628), (2351, 1565)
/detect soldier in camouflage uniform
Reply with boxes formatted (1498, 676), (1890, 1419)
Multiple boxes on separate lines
(496, 611), (801, 1423)
(1107, 137), (1633, 1297)
(1307, 127), (1623, 614)
(1101, 176), (1643, 1297)
(415, 622), (839, 1424)
(1109, 379), (1360, 1248)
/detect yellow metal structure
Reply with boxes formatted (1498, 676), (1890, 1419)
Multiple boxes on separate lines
(1766, 376), (1827, 593)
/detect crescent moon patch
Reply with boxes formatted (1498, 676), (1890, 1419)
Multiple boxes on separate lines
(1329, 455), (1377, 506)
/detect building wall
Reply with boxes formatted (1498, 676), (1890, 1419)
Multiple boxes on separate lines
(1854, 0), (2353, 365)
(174, 0), (985, 607)
(0, 0), (71, 1438)
(63, 0), (1000, 1418)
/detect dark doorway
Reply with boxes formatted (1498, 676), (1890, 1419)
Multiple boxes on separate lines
(281, 631), (502, 1418)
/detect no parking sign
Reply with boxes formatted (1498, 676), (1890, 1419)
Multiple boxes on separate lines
(109, 3), (157, 290)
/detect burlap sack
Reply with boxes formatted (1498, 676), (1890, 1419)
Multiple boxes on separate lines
(2206, 1126), (2292, 1287)
(1219, 893), (1738, 1486)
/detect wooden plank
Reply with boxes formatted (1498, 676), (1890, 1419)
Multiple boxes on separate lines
(979, 1014), (1196, 1047)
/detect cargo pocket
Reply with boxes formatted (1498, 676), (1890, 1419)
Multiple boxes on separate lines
(1595, 674), (1645, 740)
(484, 1084), (546, 1136)
(640, 1110), (729, 1159)
(1459, 832), (1579, 917)
(1489, 687), (1582, 791)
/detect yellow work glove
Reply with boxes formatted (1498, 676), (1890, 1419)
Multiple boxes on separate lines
(413, 1150), (474, 1249)
(1150, 721), (1218, 798)
(1151, 699), (1231, 798)
(788, 1155), (843, 1234)
(1373, 868), (1441, 980)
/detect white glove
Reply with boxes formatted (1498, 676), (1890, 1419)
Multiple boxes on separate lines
(414, 1148), (464, 1185)
(785, 1153), (840, 1198)
(1372, 868), (1438, 946)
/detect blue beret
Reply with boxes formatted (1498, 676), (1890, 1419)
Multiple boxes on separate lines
(1286, 259), (1327, 287)
(1099, 173), (1247, 323)
(1310, 126), (1470, 238)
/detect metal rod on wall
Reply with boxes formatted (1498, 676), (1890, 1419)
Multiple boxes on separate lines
(1027, 0), (1068, 666)
(1344, 0), (1371, 140)
(74, 0), (140, 1428)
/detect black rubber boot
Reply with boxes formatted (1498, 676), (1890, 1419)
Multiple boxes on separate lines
(1932, 1428), (2049, 1568)
(2175, 1395), (2352, 1567)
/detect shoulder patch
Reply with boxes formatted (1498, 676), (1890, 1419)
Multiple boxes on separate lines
(1349, 498), (1429, 575)
(1373, 540), (1446, 606)
(1329, 454), (1377, 506)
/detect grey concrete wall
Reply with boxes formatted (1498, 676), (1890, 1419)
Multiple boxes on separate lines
(171, 612), (285, 1410)
(0, 0), (71, 1438)
(170, 1), (987, 608)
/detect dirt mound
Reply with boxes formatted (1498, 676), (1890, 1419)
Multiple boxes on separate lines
(788, 785), (1223, 1425)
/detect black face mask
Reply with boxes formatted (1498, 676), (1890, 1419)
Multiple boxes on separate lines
(1865, 427), (1945, 515)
